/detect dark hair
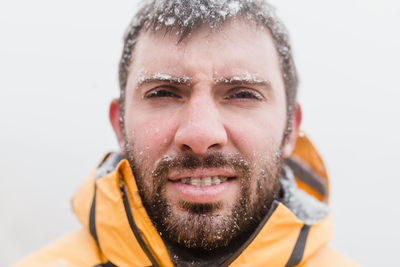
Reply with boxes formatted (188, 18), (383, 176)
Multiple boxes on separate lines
(118, 0), (298, 128)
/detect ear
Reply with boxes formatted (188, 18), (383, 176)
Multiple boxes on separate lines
(109, 99), (125, 153)
(282, 102), (302, 158)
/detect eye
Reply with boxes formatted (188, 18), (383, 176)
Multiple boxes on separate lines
(145, 87), (181, 99)
(225, 88), (263, 101)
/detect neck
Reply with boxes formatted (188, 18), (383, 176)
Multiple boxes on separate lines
(163, 223), (257, 267)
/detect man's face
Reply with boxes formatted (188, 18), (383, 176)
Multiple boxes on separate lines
(115, 20), (291, 249)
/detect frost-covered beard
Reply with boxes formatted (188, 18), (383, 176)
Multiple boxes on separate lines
(125, 147), (282, 250)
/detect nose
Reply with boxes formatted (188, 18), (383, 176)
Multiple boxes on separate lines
(174, 92), (228, 155)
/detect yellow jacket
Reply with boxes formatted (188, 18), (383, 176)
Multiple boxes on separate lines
(15, 135), (358, 267)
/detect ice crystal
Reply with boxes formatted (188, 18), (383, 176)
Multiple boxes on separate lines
(214, 72), (267, 84)
(138, 72), (192, 85)
(165, 16), (176, 26)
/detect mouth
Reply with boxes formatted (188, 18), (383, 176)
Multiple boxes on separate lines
(167, 170), (238, 203)
(176, 176), (234, 187)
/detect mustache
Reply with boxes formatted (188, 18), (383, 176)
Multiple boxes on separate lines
(152, 152), (250, 180)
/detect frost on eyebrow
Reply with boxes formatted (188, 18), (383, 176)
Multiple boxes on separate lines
(214, 72), (270, 85)
(137, 72), (192, 86)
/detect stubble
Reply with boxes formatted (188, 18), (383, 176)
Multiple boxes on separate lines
(125, 146), (283, 250)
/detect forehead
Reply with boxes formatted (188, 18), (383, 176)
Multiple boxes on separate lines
(130, 19), (283, 82)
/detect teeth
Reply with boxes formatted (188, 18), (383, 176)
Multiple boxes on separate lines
(213, 177), (221, 185)
(203, 177), (212, 186)
(180, 176), (229, 187)
(190, 178), (201, 187)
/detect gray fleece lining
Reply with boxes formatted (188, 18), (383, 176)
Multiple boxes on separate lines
(279, 165), (329, 225)
(95, 153), (123, 179)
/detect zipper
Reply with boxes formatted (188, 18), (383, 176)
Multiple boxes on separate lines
(119, 171), (159, 267)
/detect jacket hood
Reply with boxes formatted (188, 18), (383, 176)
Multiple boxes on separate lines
(71, 133), (334, 267)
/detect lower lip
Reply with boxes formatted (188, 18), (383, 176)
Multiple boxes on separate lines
(167, 179), (236, 203)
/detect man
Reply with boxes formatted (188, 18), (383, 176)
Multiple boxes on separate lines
(16, 0), (357, 266)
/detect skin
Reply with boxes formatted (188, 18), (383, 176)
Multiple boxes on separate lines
(110, 19), (301, 253)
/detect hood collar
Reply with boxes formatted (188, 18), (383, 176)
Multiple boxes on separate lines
(72, 134), (333, 266)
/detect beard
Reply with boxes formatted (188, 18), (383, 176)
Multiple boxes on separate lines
(124, 142), (283, 250)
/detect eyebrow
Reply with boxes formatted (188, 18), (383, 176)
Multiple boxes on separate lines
(136, 73), (192, 87)
(214, 74), (271, 87)
(136, 72), (271, 88)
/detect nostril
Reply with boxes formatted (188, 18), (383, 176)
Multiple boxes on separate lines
(181, 143), (221, 152)
(182, 144), (191, 151)
(209, 143), (220, 149)
(174, 117), (228, 154)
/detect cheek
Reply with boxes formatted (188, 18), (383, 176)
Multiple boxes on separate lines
(225, 110), (286, 160)
(125, 113), (177, 161)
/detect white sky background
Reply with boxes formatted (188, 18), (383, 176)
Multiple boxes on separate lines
(0, 0), (399, 266)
